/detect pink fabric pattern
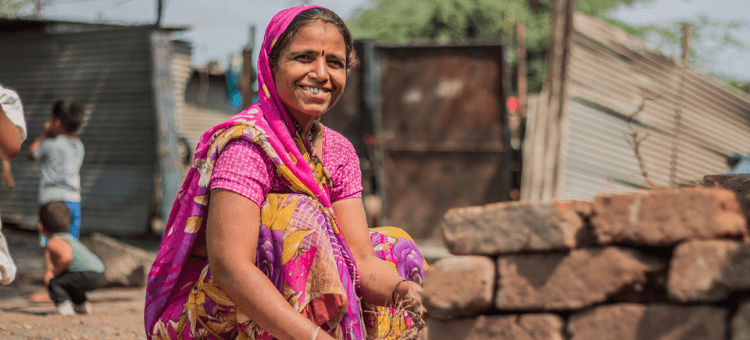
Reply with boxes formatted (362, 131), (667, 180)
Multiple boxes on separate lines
(210, 126), (363, 207)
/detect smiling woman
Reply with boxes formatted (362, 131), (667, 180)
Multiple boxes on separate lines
(144, 5), (428, 340)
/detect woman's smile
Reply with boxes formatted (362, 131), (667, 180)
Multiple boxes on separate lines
(299, 85), (329, 96)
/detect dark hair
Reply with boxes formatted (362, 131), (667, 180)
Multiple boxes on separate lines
(39, 201), (72, 234)
(52, 100), (83, 134)
(268, 7), (358, 72)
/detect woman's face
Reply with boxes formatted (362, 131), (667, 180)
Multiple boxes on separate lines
(273, 21), (347, 121)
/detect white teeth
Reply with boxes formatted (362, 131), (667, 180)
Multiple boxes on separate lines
(302, 86), (324, 95)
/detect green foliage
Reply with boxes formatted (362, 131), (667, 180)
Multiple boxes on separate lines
(348, 0), (655, 46)
(0, 0), (33, 18)
(348, 0), (552, 48)
(347, 0), (655, 93)
(346, 0), (748, 92)
(713, 74), (750, 93)
(634, 16), (746, 76)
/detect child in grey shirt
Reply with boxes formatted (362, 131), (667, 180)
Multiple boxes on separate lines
(29, 101), (85, 244)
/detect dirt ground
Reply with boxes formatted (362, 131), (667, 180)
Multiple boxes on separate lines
(0, 284), (146, 340)
(0, 227), (154, 340)
(0, 223), (448, 340)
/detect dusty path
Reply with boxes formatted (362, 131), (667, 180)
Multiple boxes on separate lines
(0, 227), (151, 340)
(0, 284), (146, 340)
(0, 221), (447, 340)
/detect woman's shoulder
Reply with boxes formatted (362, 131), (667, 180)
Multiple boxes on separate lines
(322, 126), (355, 150)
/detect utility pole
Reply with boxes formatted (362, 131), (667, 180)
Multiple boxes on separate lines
(516, 20), (527, 122)
(33, 0), (44, 18)
(241, 25), (257, 109)
(156, 0), (163, 27)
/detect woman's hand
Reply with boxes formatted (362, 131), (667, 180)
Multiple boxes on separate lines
(1, 160), (14, 192)
(393, 280), (428, 328)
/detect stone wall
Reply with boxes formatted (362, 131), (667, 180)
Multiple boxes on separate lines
(423, 175), (750, 340)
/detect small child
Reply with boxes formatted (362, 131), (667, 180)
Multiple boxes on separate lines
(39, 201), (104, 315)
(28, 100), (85, 243)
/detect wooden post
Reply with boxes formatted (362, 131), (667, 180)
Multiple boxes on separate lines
(510, 20), (527, 201)
(516, 20), (527, 120)
(33, 0), (43, 17)
(681, 24), (692, 67)
(539, 0), (578, 201)
(669, 24), (691, 187)
(362, 40), (389, 226)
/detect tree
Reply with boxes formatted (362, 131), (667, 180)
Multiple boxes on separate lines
(347, 0), (747, 92)
(619, 15), (747, 91)
(0, 0), (34, 18)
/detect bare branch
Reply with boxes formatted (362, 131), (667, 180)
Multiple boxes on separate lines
(625, 94), (661, 188)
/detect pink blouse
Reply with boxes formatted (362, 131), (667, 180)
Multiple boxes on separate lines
(209, 126), (363, 207)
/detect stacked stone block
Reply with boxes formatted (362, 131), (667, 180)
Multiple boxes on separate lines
(424, 177), (750, 340)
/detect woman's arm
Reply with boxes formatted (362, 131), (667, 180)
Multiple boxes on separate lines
(332, 198), (423, 307)
(206, 189), (333, 340)
(0, 106), (22, 161)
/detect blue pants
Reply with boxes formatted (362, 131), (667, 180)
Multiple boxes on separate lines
(40, 201), (80, 247)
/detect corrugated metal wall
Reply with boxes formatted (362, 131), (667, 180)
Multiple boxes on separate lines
(171, 40), (192, 145)
(0, 25), (164, 235)
(522, 13), (750, 201)
(180, 72), (237, 150)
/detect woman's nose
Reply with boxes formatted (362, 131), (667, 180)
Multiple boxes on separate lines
(309, 58), (329, 83)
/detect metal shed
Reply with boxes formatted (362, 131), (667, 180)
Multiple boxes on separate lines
(522, 13), (750, 202)
(0, 19), (186, 236)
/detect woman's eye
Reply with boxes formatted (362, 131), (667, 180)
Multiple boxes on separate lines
(328, 60), (344, 68)
(296, 55), (313, 61)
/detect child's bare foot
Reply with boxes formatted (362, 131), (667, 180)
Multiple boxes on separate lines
(27, 290), (51, 303)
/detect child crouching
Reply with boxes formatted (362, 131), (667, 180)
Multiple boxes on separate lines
(39, 201), (104, 315)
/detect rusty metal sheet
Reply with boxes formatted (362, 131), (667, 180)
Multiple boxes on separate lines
(386, 152), (507, 239)
(379, 44), (508, 238)
(380, 46), (505, 151)
(322, 42), (509, 239)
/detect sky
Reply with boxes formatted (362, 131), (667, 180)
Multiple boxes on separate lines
(610, 0), (750, 81)
(40, 0), (750, 81)
(42, 0), (371, 71)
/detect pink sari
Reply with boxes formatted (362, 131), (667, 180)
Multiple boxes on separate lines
(144, 6), (426, 340)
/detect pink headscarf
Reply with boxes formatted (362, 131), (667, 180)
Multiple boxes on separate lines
(255, 4), (333, 207)
(144, 5), (344, 333)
